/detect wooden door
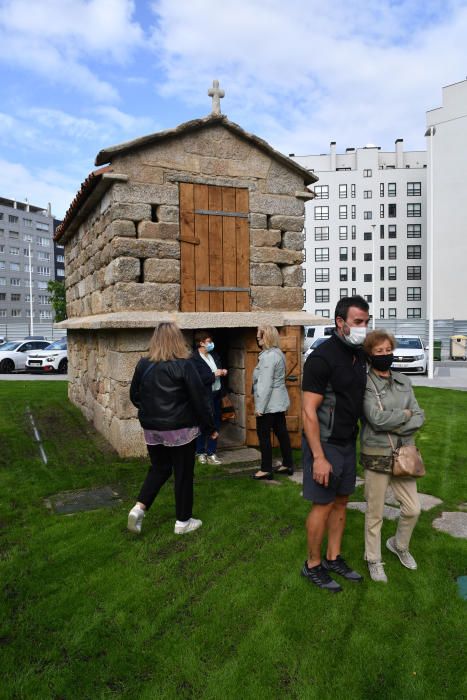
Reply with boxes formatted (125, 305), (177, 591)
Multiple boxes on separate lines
(245, 326), (303, 449)
(179, 183), (250, 312)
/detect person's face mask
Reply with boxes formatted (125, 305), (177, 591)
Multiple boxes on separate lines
(205, 341), (215, 352)
(370, 354), (394, 371)
(343, 323), (367, 346)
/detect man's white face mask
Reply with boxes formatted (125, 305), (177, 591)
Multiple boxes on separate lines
(343, 324), (367, 346)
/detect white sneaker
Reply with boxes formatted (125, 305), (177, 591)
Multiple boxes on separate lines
(196, 453), (207, 464)
(206, 454), (222, 465)
(174, 518), (202, 535)
(127, 505), (145, 534)
(386, 537), (417, 570)
(368, 561), (388, 583)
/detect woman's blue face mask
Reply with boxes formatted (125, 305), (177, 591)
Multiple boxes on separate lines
(205, 341), (215, 352)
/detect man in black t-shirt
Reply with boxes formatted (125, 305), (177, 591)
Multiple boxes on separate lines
(301, 296), (370, 592)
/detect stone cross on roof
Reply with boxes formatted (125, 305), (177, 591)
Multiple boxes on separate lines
(208, 79), (225, 115)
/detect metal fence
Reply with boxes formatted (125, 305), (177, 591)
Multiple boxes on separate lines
(0, 321), (66, 342)
(374, 319), (467, 360)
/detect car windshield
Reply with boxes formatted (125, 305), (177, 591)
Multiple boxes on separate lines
(312, 337), (330, 349)
(395, 337), (423, 350)
(45, 338), (67, 351)
(0, 341), (21, 351)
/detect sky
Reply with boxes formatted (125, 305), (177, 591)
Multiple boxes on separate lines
(0, 0), (466, 218)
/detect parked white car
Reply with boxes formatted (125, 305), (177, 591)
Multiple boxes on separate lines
(392, 335), (427, 374)
(303, 335), (331, 362)
(304, 325), (334, 353)
(0, 339), (51, 373)
(25, 337), (68, 374)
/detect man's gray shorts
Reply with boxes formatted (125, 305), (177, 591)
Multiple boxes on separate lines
(302, 435), (357, 505)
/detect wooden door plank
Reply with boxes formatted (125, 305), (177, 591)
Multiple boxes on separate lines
(194, 184), (210, 311)
(280, 326), (302, 449)
(179, 183), (196, 311)
(221, 186), (237, 312)
(235, 188), (250, 311)
(244, 328), (259, 446)
(208, 185), (223, 311)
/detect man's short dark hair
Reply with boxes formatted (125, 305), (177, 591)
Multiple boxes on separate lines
(334, 295), (369, 324)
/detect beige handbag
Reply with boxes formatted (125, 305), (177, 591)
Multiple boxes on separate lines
(370, 376), (426, 479)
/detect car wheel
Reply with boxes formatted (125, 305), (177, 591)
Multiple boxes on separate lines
(0, 358), (15, 373)
(58, 358), (68, 374)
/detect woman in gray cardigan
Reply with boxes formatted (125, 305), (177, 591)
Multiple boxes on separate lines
(252, 325), (294, 480)
(361, 330), (425, 583)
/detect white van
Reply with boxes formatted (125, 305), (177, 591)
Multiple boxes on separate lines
(304, 324), (334, 353)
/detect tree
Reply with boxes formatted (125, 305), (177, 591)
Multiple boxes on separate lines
(47, 280), (67, 322)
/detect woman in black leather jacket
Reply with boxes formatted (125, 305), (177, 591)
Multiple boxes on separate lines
(127, 322), (216, 536)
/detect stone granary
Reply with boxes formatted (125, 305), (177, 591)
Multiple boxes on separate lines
(55, 89), (321, 456)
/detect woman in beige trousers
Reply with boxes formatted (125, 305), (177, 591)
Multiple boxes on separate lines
(360, 330), (425, 583)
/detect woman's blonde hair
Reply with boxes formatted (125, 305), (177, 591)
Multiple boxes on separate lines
(364, 329), (396, 355)
(258, 325), (281, 350)
(147, 322), (190, 362)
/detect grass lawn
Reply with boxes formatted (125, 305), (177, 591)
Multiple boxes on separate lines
(0, 381), (466, 699)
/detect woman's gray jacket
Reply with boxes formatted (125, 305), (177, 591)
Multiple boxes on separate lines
(253, 347), (290, 415)
(360, 370), (424, 457)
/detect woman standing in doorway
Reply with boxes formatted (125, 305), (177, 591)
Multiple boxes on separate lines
(252, 325), (294, 480)
(191, 330), (228, 465)
(127, 322), (216, 536)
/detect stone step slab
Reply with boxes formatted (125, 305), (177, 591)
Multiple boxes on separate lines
(432, 512), (467, 539)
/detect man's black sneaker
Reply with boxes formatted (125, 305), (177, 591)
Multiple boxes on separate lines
(301, 562), (342, 593)
(322, 555), (363, 582)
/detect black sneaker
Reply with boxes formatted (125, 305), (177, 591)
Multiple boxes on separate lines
(301, 562), (342, 593)
(322, 555), (363, 582)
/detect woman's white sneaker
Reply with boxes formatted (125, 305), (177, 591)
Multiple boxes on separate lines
(174, 518), (202, 535)
(127, 505), (145, 534)
(368, 561), (388, 583)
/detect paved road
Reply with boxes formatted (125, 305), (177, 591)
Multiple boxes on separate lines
(0, 372), (68, 381)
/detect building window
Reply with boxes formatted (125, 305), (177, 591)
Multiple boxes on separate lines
(407, 224), (421, 238)
(0, 278), (5, 286)
(39, 310), (53, 320)
(388, 266), (397, 280)
(351, 225), (356, 240)
(379, 204), (384, 218)
(315, 289), (330, 303)
(380, 288), (384, 301)
(388, 287), (397, 301)
(314, 206), (329, 221)
(363, 211), (372, 220)
(339, 267), (348, 281)
(363, 169), (372, 177)
(56, 255), (65, 263)
(352, 267), (356, 281)
(380, 183), (384, 197)
(351, 287), (357, 295)
(315, 248), (329, 262)
(9, 231), (19, 239)
(388, 203), (397, 217)
(10, 262), (20, 271)
(380, 267), (385, 281)
(351, 247), (356, 261)
(315, 268), (329, 283)
(314, 185), (329, 199)
(388, 225), (397, 238)
(11, 309), (22, 317)
(24, 265), (33, 273)
(339, 184), (347, 198)
(407, 245), (421, 259)
(388, 308), (397, 318)
(302, 268), (306, 283)
(365, 294), (372, 302)
(38, 252), (50, 261)
(351, 184), (356, 198)
(38, 236), (50, 247)
(407, 308), (421, 318)
(339, 226), (348, 240)
(339, 247), (348, 261)
(388, 182), (396, 197)
(407, 266), (421, 280)
(11, 293), (21, 301)
(380, 308), (385, 318)
(8, 215), (18, 224)
(23, 218), (33, 228)
(339, 288), (348, 298)
(364, 231), (372, 241)
(407, 203), (421, 217)
(407, 287), (421, 301)
(380, 246), (384, 260)
(339, 205), (347, 219)
(388, 246), (397, 260)
(36, 222), (49, 231)
(315, 309), (330, 318)
(0, 309), (6, 317)
(351, 204), (356, 219)
(363, 273), (372, 282)
(363, 190), (372, 199)
(37, 266), (50, 276)
(407, 182), (421, 196)
(23, 234), (33, 243)
(314, 226), (329, 241)
(38, 281), (48, 289)
(9, 246), (19, 255)
(380, 224), (384, 239)
(364, 253), (372, 261)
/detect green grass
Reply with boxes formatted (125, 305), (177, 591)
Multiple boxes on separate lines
(0, 382), (466, 700)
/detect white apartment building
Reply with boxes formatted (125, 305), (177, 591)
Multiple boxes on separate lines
(426, 78), (467, 320)
(0, 197), (56, 325)
(293, 142), (427, 321)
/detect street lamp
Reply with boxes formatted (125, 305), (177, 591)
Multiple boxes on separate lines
(424, 126), (436, 379)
